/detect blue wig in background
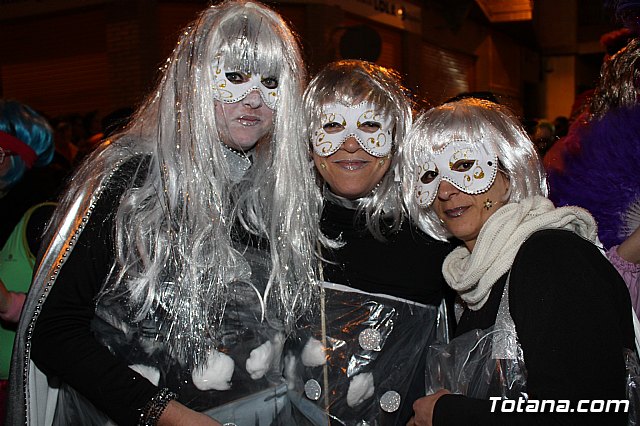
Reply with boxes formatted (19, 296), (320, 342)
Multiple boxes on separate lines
(0, 100), (54, 191)
(549, 105), (640, 249)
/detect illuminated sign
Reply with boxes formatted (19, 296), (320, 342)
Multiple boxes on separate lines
(282, 0), (422, 34)
(335, 0), (421, 34)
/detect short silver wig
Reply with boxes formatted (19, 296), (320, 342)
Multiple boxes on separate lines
(401, 98), (547, 241)
(303, 60), (414, 240)
(47, 0), (321, 367)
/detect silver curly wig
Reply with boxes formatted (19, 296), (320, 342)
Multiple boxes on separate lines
(47, 0), (322, 366)
(303, 60), (414, 240)
(401, 98), (547, 241)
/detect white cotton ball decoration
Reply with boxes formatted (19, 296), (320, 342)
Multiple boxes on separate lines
(346, 372), (375, 407)
(129, 364), (160, 386)
(246, 340), (274, 380)
(301, 337), (326, 367)
(192, 350), (235, 391)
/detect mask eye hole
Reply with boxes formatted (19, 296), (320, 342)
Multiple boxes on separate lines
(358, 121), (381, 133)
(420, 169), (439, 184)
(261, 77), (278, 89)
(225, 72), (249, 84)
(451, 159), (476, 172)
(322, 122), (345, 134)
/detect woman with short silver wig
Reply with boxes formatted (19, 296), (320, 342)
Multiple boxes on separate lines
(8, 1), (322, 425)
(401, 98), (635, 425)
(401, 98), (547, 242)
(305, 59), (413, 238)
(290, 60), (452, 424)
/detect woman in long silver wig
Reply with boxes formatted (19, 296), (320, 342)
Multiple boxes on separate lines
(8, 1), (323, 425)
(401, 98), (547, 242)
(288, 60), (452, 425)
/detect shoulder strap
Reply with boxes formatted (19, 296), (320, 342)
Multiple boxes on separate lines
(491, 271), (521, 360)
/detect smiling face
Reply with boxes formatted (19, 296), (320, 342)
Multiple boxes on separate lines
(432, 172), (510, 251)
(313, 136), (390, 199)
(312, 102), (393, 199)
(412, 137), (508, 249)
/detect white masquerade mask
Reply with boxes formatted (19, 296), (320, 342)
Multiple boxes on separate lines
(312, 102), (393, 158)
(414, 139), (499, 207)
(212, 58), (278, 110)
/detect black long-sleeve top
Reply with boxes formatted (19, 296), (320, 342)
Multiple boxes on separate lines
(319, 198), (455, 424)
(319, 199), (454, 306)
(30, 159), (159, 425)
(433, 229), (635, 425)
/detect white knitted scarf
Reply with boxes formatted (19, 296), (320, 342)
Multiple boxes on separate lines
(443, 195), (598, 311)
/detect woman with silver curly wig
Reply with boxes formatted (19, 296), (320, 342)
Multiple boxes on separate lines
(8, 1), (323, 425)
(305, 59), (412, 239)
(401, 98), (547, 242)
(304, 60), (452, 301)
(287, 60), (452, 425)
(401, 98), (635, 425)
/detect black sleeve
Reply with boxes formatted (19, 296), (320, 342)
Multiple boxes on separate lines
(433, 229), (633, 425)
(26, 204), (56, 256)
(30, 166), (159, 426)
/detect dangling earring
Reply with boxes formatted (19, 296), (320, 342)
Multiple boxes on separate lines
(320, 162), (327, 169)
(483, 199), (493, 210)
(378, 158), (385, 166)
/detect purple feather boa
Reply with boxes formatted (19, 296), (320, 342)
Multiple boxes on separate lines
(548, 105), (640, 249)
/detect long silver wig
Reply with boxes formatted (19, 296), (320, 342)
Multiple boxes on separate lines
(46, 0), (322, 366)
(401, 98), (547, 241)
(303, 60), (414, 240)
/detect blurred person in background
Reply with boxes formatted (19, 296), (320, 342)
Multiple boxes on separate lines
(0, 99), (56, 422)
(548, 0), (640, 316)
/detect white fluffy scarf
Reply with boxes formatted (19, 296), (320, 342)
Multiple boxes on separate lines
(443, 195), (598, 311)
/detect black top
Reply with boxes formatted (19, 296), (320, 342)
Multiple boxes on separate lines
(433, 229), (635, 425)
(319, 199), (454, 425)
(320, 199), (454, 306)
(31, 158), (159, 425)
(25, 203), (56, 255)
(0, 163), (67, 248)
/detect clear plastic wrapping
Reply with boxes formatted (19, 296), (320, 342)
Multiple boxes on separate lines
(625, 347), (640, 426)
(286, 282), (446, 425)
(426, 281), (527, 400)
(49, 275), (449, 425)
(425, 281), (640, 426)
(72, 274), (294, 425)
(425, 326), (527, 400)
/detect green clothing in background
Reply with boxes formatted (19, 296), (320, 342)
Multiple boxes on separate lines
(0, 202), (55, 379)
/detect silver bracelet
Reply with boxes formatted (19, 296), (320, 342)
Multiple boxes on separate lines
(138, 388), (178, 426)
